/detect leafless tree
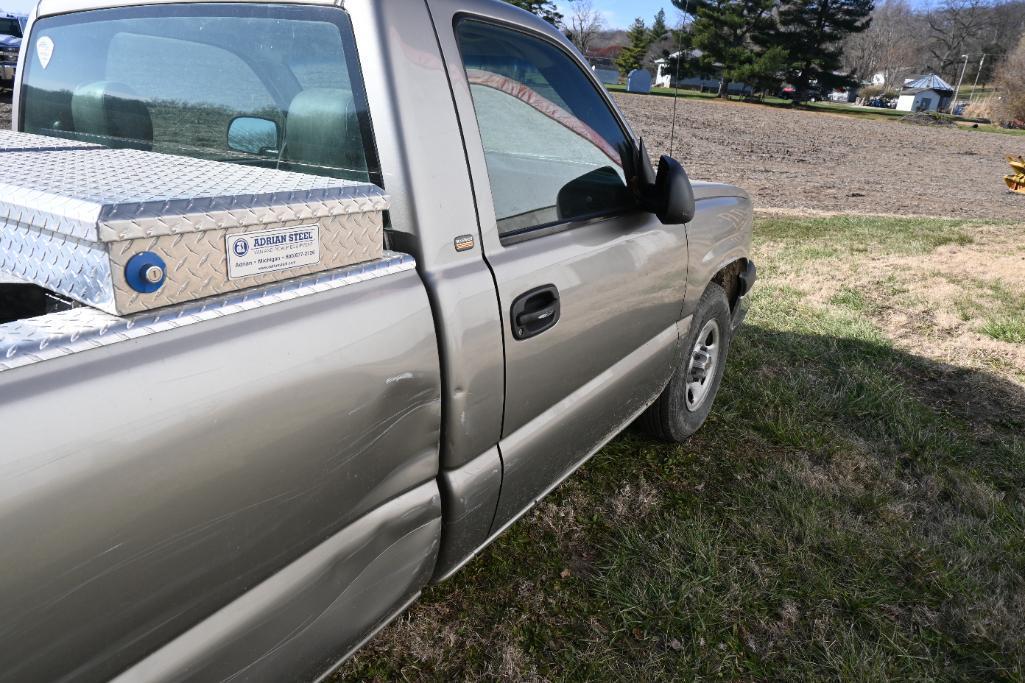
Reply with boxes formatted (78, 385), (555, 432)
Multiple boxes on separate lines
(925, 0), (990, 79)
(843, 0), (925, 92)
(566, 0), (607, 55)
(994, 33), (1025, 122)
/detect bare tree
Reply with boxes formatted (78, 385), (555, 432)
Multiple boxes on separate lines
(843, 0), (926, 92)
(566, 0), (606, 55)
(994, 33), (1025, 122)
(925, 0), (990, 79)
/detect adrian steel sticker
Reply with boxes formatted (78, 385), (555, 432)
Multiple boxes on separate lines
(225, 225), (320, 279)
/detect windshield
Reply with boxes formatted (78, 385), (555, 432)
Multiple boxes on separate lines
(0, 17), (21, 36)
(19, 4), (381, 185)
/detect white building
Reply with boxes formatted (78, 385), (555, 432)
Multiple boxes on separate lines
(895, 74), (955, 113)
(653, 51), (752, 94)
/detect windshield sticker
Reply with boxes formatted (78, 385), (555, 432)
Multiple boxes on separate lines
(36, 36), (53, 69)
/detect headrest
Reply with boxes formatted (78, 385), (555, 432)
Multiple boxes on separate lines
(71, 81), (153, 150)
(281, 88), (364, 177)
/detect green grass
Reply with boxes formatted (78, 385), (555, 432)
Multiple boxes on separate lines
(341, 216), (1025, 682)
(606, 82), (718, 101)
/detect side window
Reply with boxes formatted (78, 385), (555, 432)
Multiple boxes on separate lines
(456, 20), (635, 236)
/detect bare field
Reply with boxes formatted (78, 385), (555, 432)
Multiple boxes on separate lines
(5, 89), (1022, 221)
(613, 92), (1025, 221)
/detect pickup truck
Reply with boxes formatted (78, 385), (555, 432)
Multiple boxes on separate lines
(0, 0), (755, 680)
(0, 12), (24, 89)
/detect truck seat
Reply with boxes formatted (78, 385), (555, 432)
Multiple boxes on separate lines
(71, 81), (153, 151)
(280, 88), (365, 179)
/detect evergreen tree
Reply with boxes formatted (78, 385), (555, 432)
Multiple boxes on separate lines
(504, 0), (563, 26)
(616, 18), (651, 75)
(673, 0), (778, 97)
(774, 0), (874, 99)
(649, 9), (670, 44)
(733, 45), (790, 96)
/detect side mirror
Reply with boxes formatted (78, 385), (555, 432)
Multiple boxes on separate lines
(652, 154), (696, 224)
(631, 139), (695, 225)
(227, 116), (279, 155)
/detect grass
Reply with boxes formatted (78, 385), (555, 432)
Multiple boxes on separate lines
(952, 277), (1025, 345)
(340, 215), (1025, 681)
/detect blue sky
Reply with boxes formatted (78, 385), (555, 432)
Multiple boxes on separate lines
(1, 1), (683, 27)
(556, 1), (683, 30)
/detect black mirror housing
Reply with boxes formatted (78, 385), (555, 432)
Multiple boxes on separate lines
(653, 155), (695, 224)
(630, 138), (695, 225)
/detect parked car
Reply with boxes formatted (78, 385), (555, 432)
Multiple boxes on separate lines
(0, 12), (24, 90)
(0, 0), (755, 680)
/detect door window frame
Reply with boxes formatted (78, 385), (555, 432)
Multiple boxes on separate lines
(452, 13), (643, 245)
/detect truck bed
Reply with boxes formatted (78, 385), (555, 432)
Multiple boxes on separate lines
(0, 251), (444, 682)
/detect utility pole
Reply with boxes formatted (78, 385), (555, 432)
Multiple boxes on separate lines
(968, 53), (987, 103)
(951, 53), (969, 114)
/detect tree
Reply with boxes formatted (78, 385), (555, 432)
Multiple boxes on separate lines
(774, 0), (874, 100)
(674, 0), (779, 97)
(616, 17), (651, 75)
(925, 0), (988, 79)
(646, 9), (680, 67)
(994, 34), (1025, 124)
(649, 9), (670, 44)
(733, 45), (790, 95)
(504, 0), (563, 26)
(842, 0), (924, 94)
(565, 0), (606, 55)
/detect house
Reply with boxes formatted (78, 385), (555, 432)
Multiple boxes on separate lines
(896, 74), (955, 113)
(653, 50), (752, 94)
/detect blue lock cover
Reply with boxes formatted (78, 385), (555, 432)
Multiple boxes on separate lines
(124, 252), (167, 294)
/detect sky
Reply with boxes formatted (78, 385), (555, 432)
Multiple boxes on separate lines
(1, 0), (683, 27)
(555, 1), (682, 30)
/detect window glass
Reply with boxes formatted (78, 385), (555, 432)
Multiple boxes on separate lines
(456, 20), (634, 235)
(20, 4), (380, 185)
(0, 17), (21, 37)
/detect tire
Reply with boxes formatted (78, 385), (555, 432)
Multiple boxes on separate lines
(640, 282), (732, 443)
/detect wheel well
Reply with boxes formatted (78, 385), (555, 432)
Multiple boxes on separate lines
(711, 259), (746, 311)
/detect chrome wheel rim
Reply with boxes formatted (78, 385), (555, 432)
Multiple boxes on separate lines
(685, 319), (720, 411)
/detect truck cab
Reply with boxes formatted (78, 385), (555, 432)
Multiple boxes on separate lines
(1, 1), (755, 680)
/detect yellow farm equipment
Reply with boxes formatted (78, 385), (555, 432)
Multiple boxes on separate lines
(1006, 155), (1025, 193)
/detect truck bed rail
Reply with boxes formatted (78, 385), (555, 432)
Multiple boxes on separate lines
(0, 251), (414, 373)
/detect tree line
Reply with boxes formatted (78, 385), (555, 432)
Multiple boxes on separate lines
(506, 0), (1025, 120)
(508, 0), (875, 101)
(843, 0), (1025, 98)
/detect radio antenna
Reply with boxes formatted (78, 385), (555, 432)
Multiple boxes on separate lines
(668, 2), (688, 159)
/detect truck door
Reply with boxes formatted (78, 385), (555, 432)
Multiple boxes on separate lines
(428, 3), (690, 531)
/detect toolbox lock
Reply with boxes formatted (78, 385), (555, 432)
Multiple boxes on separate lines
(124, 252), (167, 294)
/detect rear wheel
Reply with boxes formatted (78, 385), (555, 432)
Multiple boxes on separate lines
(640, 283), (732, 442)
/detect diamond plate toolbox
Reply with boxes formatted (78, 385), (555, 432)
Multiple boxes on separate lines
(0, 131), (387, 315)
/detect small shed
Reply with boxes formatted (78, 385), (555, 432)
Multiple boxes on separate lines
(896, 74), (955, 113)
(626, 69), (652, 93)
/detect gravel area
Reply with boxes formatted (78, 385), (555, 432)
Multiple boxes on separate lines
(2, 90), (1021, 220)
(613, 92), (1024, 221)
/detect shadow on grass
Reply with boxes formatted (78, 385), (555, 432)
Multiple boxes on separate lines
(342, 323), (1025, 682)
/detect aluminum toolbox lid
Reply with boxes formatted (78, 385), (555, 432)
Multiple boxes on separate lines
(0, 142), (389, 243)
(0, 129), (105, 153)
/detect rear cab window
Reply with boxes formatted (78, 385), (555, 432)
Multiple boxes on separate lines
(19, 3), (381, 185)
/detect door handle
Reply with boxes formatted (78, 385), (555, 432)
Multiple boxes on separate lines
(510, 284), (560, 340)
